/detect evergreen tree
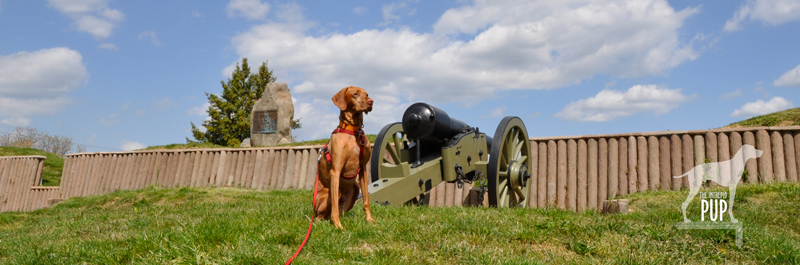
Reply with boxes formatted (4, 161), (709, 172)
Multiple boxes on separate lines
(189, 58), (276, 146)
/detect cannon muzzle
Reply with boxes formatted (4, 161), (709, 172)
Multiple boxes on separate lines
(402, 102), (470, 142)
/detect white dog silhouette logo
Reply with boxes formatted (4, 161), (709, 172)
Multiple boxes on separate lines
(672, 144), (763, 223)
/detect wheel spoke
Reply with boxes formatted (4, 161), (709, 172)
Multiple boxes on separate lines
(392, 133), (403, 157)
(386, 142), (400, 165)
(499, 170), (507, 177)
(517, 155), (527, 165)
(513, 187), (526, 202)
(513, 140), (523, 160)
(500, 185), (508, 206)
(505, 128), (515, 157)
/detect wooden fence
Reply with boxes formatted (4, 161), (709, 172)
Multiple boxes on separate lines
(524, 126), (800, 211)
(1, 126), (799, 213)
(0, 156), (60, 212)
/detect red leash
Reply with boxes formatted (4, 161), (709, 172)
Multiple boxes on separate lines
(285, 174), (319, 265)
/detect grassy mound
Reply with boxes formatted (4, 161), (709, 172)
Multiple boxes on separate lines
(0, 146), (63, 186)
(1, 184), (798, 263)
(726, 107), (800, 128)
(146, 135), (379, 150)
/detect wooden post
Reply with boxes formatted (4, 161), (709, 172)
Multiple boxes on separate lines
(756, 130), (773, 183)
(557, 140), (567, 209)
(647, 136), (659, 191)
(682, 135), (694, 189)
(636, 136), (648, 192)
(528, 141), (538, 208)
(718, 133), (732, 185)
(577, 139), (587, 211)
(619, 137), (628, 196)
(771, 131), (786, 182)
(608, 138), (619, 199)
(671, 135), (682, 190)
(659, 136), (671, 191)
(783, 133), (797, 183)
(567, 139), (578, 211)
(743, 131), (758, 184)
(588, 139), (598, 210)
(628, 136), (638, 194)
(547, 140), (557, 207)
(694, 135), (705, 189)
(598, 138), (608, 209)
(705, 132), (718, 187)
(537, 142), (547, 208)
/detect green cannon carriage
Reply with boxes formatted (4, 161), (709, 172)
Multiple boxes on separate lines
(367, 102), (533, 208)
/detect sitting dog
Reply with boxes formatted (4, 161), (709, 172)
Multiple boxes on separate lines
(314, 86), (375, 230)
(673, 144), (762, 223)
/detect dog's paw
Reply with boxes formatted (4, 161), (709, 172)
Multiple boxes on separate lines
(334, 223), (346, 231)
(366, 217), (376, 224)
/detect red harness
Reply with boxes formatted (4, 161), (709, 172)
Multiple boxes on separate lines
(320, 125), (368, 179)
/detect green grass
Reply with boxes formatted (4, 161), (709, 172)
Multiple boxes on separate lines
(0, 146), (63, 186)
(726, 107), (800, 128)
(1, 183), (798, 264)
(143, 142), (227, 150)
(280, 135), (378, 147)
(148, 135), (379, 149)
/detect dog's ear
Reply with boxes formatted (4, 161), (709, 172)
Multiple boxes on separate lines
(332, 87), (350, 111)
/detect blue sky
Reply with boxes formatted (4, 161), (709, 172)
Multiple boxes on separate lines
(1, 0), (799, 152)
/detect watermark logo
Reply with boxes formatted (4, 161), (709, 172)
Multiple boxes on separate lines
(672, 144), (762, 247)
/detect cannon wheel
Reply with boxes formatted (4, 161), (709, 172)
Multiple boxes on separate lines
(370, 122), (408, 183)
(487, 116), (532, 208)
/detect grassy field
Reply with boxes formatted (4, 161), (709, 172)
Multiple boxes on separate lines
(0, 146), (63, 186)
(726, 107), (800, 128)
(0, 183), (798, 264)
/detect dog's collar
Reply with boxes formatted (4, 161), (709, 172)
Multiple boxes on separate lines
(337, 121), (361, 132)
(332, 123), (368, 146)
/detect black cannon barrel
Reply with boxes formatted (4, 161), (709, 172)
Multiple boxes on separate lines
(402, 102), (470, 142)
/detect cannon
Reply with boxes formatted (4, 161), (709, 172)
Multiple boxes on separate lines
(368, 102), (532, 207)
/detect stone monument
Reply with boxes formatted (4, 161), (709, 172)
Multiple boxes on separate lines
(250, 82), (294, 146)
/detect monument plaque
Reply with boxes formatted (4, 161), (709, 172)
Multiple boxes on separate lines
(250, 82), (294, 146)
(253, 110), (278, 134)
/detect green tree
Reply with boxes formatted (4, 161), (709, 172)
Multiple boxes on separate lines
(189, 58), (276, 146)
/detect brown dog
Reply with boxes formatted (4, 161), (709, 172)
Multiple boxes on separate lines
(315, 86), (375, 230)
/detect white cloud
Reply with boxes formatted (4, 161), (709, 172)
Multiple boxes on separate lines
(774, 63), (800, 87)
(481, 106), (507, 118)
(187, 102), (210, 116)
(720, 88), (744, 101)
(0, 117), (31, 127)
(227, 0), (270, 20)
(731, 97), (794, 117)
(138, 31), (162, 46)
(380, 2), (407, 26)
(121, 140), (146, 151)
(98, 43), (118, 51)
(47, 0), (124, 39)
(555, 85), (694, 122)
(353, 6), (367, 15)
(0, 48), (85, 119)
(152, 97), (175, 110)
(99, 113), (120, 127)
(231, 0), (700, 137)
(724, 0), (800, 31)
